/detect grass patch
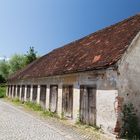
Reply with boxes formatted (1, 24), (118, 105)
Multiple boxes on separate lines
(0, 85), (6, 98)
(42, 110), (60, 118)
(25, 101), (43, 111)
(9, 98), (60, 119)
(75, 121), (102, 139)
(76, 121), (100, 131)
(12, 98), (20, 102)
(11, 98), (21, 105)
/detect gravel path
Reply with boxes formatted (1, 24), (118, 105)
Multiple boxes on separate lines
(0, 100), (71, 140)
(0, 100), (112, 140)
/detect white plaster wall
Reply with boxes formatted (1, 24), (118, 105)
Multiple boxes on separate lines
(96, 90), (118, 133)
(95, 69), (118, 134)
(118, 33), (140, 125)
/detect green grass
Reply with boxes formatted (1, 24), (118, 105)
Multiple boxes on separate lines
(25, 101), (43, 111)
(0, 85), (6, 98)
(42, 110), (59, 118)
(11, 98), (21, 105)
(10, 98), (59, 119)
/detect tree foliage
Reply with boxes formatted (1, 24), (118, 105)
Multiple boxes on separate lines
(0, 75), (6, 83)
(9, 54), (26, 74)
(0, 47), (38, 83)
(0, 60), (9, 79)
(25, 46), (37, 65)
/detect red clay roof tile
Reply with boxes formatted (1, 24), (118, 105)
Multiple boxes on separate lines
(9, 14), (140, 80)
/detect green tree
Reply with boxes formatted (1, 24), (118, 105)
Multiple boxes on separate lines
(0, 60), (10, 79)
(0, 47), (38, 81)
(0, 75), (6, 83)
(9, 54), (26, 75)
(25, 46), (37, 65)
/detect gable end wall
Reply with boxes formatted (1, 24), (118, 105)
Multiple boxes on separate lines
(117, 32), (140, 127)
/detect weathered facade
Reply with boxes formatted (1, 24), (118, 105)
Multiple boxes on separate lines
(7, 14), (140, 136)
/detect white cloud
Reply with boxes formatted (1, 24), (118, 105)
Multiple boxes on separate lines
(0, 57), (10, 61)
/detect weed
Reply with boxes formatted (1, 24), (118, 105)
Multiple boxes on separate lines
(120, 103), (140, 139)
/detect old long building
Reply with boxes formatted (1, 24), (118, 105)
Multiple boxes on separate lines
(7, 14), (140, 136)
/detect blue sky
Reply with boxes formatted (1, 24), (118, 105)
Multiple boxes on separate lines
(0, 0), (140, 58)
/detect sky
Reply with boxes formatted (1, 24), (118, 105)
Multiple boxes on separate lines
(0, 0), (140, 59)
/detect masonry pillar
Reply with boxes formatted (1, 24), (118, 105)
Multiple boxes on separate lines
(73, 83), (80, 121)
(30, 85), (33, 102)
(37, 85), (40, 104)
(46, 84), (50, 110)
(24, 85), (27, 102)
(19, 85), (22, 100)
(57, 83), (63, 117)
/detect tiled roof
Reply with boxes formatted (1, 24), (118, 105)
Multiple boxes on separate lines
(9, 14), (140, 80)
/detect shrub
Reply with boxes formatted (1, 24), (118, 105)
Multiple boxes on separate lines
(0, 85), (6, 98)
(120, 103), (140, 139)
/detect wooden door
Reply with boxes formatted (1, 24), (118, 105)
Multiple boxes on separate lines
(13, 85), (16, 97)
(62, 85), (73, 118)
(10, 85), (13, 97)
(40, 85), (46, 109)
(17, 85), (20, 97)
(8, 86), (10, 96)
(21, 85), (25, 101)
(80, 86), (88, 124)
(50, 85), (58, 113)
(88, 87), (96, 125)
(33, 85), (37, 102)
(26, 85), (31, 101)
(80, 85), (96, 126)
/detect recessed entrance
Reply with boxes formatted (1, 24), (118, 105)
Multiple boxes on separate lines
(62, 85), (73, 119)
(80, 85), (96, 126)
(33, 85), (37, 103)
(40, 85), (47, 109)
(26, 85), (31, 101)
(49, 85), (58, 113)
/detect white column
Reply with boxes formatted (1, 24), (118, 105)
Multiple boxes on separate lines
(24, 85), (27, 102)
(19, 85), (22, 100)
(46, 84), (50, 110)
(30, 85), (33, 102)
(57, 83), (63, 117)
(73, 83), (80, 121)
(6, 85), (8, 97)
(15, 85), (18, 98)
(12, 85), (14, 98)
(37, 85), (40, 104)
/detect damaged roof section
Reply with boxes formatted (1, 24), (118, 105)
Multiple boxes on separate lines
(9, 14), (140, 81)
